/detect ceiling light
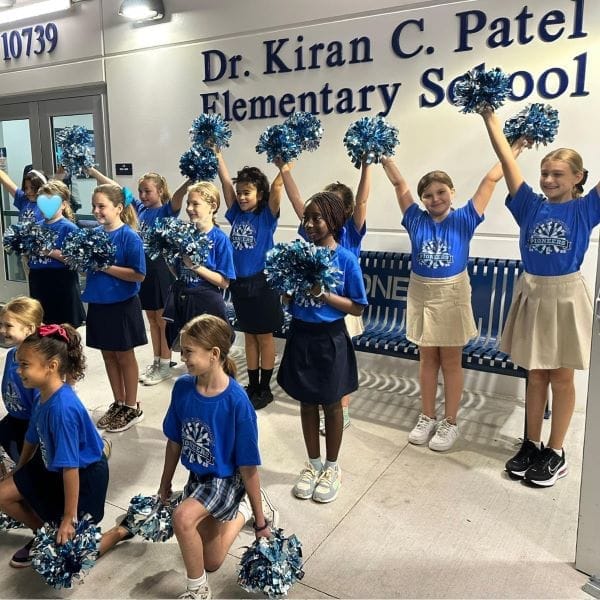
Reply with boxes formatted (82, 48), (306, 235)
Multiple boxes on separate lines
(118, 0), (164, 22)
(0, 0), (73, 26)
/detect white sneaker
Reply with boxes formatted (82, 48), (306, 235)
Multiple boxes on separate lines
(259, 488), (279, 529)
(178, 584), (212, 600)
(428, 418), (459, 451)
(408, 413), (437, 445)
(139, 362), (158, 383)
(292, 462), (322, 499)
(143, 364), (171, 386)
(312, 465), (342, 503)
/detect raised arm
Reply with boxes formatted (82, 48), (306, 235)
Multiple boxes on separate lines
(274, 159), (303, 220)
(381, 156), (415, 214)
(480, 109), (524, 198)
(170, 179), (190, 214)
(86, 167), (118, 186)
(352, 162), (373, 230)
(472, 138), (528, 216)
(268, 169), (282, 216)
(216, 150), (236, 209)
(0, 169), (18, 197)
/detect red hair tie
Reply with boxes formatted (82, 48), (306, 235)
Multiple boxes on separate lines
(38, 324), (69, 343)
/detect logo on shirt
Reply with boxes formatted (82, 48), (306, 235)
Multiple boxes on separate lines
(417, 240), (453, 269)
(38, 435), (50, 468)
(20, 208), (37, 223)
(230, 221), (256, 250)
(29, 254), (51, 266)
(528, 220), (572, 254)
(3, 382), (25, 414)
(181, 418), (215, 467)
(180, 266), (201, 287)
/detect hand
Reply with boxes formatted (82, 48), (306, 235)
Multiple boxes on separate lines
(310, 283), (325, 298)
(57, 517), (76, 545)
(158, 484), (172, 504)
(254, 524), (272, 540)
(182, 255), (195, 269)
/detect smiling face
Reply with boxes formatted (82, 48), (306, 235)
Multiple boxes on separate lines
(92, 191), (122, 228)
(15, 344), (50, 389)
(138, 179), (162, 208)
(540, 159), (583, 203)
(180, 334), (218, 377)
(235, 182), (261, 212)
(0, 312), (34, 347)
(420, 181), (454, 222)
(302, 201), (334, 247)
(23, 180), (36, 202)
(186, 192), (215, 229)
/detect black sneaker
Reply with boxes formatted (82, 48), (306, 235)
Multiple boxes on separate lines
(9, 538), (34, 568)
(505, 439), (541, 478)
(117, 515), (136, 541)
(252, 389), (273, 411)
(524, 447), (568, 487)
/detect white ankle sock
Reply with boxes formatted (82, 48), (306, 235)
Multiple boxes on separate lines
(309, 457), (322, 472)
(159, 358), (170, 368)
(187, 572), (207, 590)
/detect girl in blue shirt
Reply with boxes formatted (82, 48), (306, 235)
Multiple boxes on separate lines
(164, 182), (236, 351)
(82, 184), (147, 434)
(159, 314), (275, 600)
(277, 192), (368, 504)
(0, 323), (108, 569)
(0, 297), (43, 464)
(381, 146), (522, 453)
(217, 151), (284, 411)
(0, 167), (46, 222)
(482, 109), (600, 487)
(87, 167), (187, 386)
(28, 180), (86, 327)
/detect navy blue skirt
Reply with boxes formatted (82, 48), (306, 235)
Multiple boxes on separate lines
(138, 255), (175, 311)
(230, 272), (283, 334)
(277, 318), (358, 405)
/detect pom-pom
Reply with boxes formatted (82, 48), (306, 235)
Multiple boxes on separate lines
(238, 529), (304, 598)
(284, 112), (323, 152)
(265, 239), (342, 307)
(179, 146), (218, 182)
(31, 515), (101, 589)
(0, 511), (25, 531)
(2, 221), (57, 257)
(143, 217), (213, 266)
(503, 103), (559, 146)
(452, 67), (511, 114)
(256, 124), (301, 164)
(123, 494), (182, 543)
(343, 116), (399, 168)
(189, 113), (232, 149)
(55, 125), (95, 177)
(61, 228), (116, 272)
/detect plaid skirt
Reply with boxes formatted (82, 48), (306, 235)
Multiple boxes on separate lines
(183, 471), (245, 521)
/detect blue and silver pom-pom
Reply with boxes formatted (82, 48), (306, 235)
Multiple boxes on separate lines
(189, 113), (232, 149)
(123, 494), (182, 543)
(503, 103), (559, 146)
(62, 228), (117, 272)
(256, 124), (302, 164)
(55, 125), (96, 177)
(343, 116), (399, 168)
(179, 146), (218, 182)
(143, 217), (213, 266)
(284, 112), (323, 152)
(452, 67), (511, 114)
(0, 511), (25, 531)
(31, 515), (101, 589)
(265, 239), (342, 307)
(2, 221), (58, 257)
(238, 529), (304, 598)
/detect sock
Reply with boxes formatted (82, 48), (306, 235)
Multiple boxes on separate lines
(247, 369), (260, 390)
(531, 440), (542, 449)
(342, 406), (350, 423)
(309, 457), (322, 472)
(259, 368), (273, 390)
(153, 356), (160, 365)
(550, 447), (563, 456)
(324, 459), (338, 471)
(159, 358), (170, 368)
(186, 572), (207, 591)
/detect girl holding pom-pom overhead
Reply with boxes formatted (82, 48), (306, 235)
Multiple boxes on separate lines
(82, 184), (147, 434)
(163, 182), (236, 350)
(277, 192), (368, 504)
(216, 151), (284, 411)
(0, 167), (46, 223)
(27, 180), (86, 328)
(481, 109), (600, 487)
(158, 314), (278, 600)
(381, 137), (525, 453)
(0, 324), (108, 569)
(87, 167), (188, 387)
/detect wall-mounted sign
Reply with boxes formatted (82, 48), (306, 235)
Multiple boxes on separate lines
(0, 22), (58, 61)
(115, 163), (133, 176)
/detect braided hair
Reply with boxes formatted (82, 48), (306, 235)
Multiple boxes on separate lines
(304, 191), (347, 242)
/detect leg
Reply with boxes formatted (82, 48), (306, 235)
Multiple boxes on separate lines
(439, 347), (464, 423)
(197, 512), (246, 572)
(256, 333), (276, 370)
(146, 309), (162, 359)
(101, 350), (125, 403)
(155, 308), (171, 360)
(322, 401), (343, 463)
(0, 475), (43, 531)
(418, 346), (441, 417)
(244, 333), (260, 371)
(300, 403), (321, 459)
(526, 369), (551, 442)
(114, 350), (140, 408)
(98, 525), (131, 557)
(547, 368), (576, 449)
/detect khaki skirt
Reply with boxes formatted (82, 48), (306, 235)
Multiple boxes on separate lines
(500, 271), (593, 370)
(407, 270), (476, 347)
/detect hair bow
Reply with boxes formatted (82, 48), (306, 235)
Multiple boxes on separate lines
(122, 187), (134, 207)
(38, 324), (69, 343)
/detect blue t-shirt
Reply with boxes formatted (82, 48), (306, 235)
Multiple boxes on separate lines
(81, 224), (146, 304)
(225, 203), (278, 277)
(14, 189), (43, 222)
(298, 217), (366, 258)
(402, 200), (483, 278)
(175, 226), (236, 288)
(507, 182), (600, 276)
(134, 198), (179, 234)
(25, 384), (103, 472)
(289, 245), (368, 323)
(163, 374), (261, 478)
(29, 217), (79, 270)
(1, 347), (38, 419)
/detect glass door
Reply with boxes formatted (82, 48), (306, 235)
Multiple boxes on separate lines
(0, 93), (109, 302)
